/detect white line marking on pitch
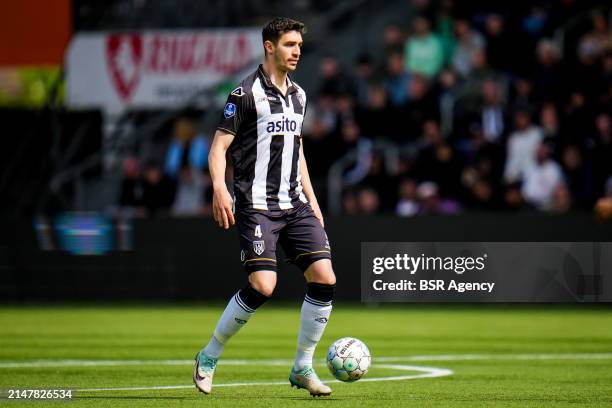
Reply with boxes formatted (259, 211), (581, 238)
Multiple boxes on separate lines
(76, 364), (453, 392)
(1, 353), (611, 369)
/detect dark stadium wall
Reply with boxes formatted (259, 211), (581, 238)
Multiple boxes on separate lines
(1, 215), (611, 302)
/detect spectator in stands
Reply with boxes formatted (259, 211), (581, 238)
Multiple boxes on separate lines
(479, 79), (506, 143)
(432, 68), (459, 137)
(400, 74), (437, 140)
(356, 187), (380, 214)
(589, 112), (612, 199)
(533, 39), (564, 103)
(353, 53), (377, 108)
(521, 142), (564, 210)
(382, 23), (405, 59)
(172, 166), (209, 217)
(550, 183), (572, 213)
(396, 178), (419, 217)
(560, 144), (593, 209)
(118, 156), (145, 217)
(540, 102), (562, 144)
(356, 83), (395, 139)
(452, 17), (485, 78)
(504, 109), (543, 183)
(164, 117), (209, 178)
(415, 120), (462, 199)
(483, 14), (513, 74)
(318, 56), (353, 97)
(404, 16), (444, 78)
(578, 11), (612, 59)
(384, 52), (411, 107)
(509, 76), (537, 115)
(141, 160), (176, 217)
(416, 181), (461, 215)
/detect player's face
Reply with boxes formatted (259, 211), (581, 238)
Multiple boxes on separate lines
(272, 31), (302, 72)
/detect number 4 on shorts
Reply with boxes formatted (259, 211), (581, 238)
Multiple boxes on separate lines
(254, 225), (262, 238)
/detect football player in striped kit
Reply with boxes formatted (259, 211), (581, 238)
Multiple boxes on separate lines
(193, 17), (336, 397)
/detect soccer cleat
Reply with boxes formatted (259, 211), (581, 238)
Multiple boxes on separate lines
(193, 351), (218, 395)
(289, 366), (332, 397)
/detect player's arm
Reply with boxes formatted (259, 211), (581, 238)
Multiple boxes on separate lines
(209, 129), (235, 229)
(299, 143), (324, 227)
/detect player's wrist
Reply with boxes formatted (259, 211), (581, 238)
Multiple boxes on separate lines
(212, 182), (228, 192)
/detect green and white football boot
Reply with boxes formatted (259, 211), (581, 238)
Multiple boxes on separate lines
(289, 366), (332, 397)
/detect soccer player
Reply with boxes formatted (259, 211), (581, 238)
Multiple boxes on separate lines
(193, 17), (336, 397)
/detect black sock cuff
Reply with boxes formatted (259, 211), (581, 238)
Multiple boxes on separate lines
(236, 285), (270, 313)
(305, 282), (335, 306)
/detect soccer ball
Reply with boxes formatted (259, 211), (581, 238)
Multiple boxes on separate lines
(326, 337), (371, 382)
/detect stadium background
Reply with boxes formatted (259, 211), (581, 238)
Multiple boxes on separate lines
(1, 0), (611, 300)
(1, 1), (612, 406)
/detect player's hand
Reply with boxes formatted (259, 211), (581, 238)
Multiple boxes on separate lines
(310, 201), (325, 228)
(212, 185), (235, 229)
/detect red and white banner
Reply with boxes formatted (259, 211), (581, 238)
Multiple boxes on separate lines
(66, 29), (262, 112)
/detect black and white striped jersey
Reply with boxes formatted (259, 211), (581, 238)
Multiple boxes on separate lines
(217, 65), (308, 211)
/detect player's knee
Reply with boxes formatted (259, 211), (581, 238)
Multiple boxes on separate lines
(249, 279), (276, 297)
(313, 273), (336, 286)
(306, 260), (336, 286)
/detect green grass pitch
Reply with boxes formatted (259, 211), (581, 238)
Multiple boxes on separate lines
(1, 304), (611, 407)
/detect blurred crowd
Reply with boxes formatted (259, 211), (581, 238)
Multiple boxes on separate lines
(117, 0), (612, 217)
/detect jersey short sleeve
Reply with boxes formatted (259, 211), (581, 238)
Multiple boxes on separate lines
(217, 86), (251, 136)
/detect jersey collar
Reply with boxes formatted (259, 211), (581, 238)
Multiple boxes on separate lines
(257, 64), (298, 95)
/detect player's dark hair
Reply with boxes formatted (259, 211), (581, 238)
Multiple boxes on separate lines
(262, 17), (306, 54)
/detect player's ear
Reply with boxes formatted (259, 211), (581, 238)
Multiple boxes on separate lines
(264, 40), (275, 56)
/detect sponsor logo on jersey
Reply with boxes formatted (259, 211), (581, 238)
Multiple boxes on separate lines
(253, 240), (265, 255)
(231, 86), (244, 97)
(240, 250), (245, 262)
(234, 318), (247, 324)
(267, 96), (278, 101)
(224, 102), (236, 118)
(314, 317), (328, 323)
(266, 116), (298, 133)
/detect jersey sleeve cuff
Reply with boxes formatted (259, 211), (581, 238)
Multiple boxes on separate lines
(217, 127), (236, 135)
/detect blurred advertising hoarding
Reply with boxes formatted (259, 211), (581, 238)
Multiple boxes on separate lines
(66, 29), (263, 112)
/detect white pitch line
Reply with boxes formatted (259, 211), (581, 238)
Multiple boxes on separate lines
(376, 353), (612, 362)
(77, 364), (452, 392)
(1, 353), (611, 369)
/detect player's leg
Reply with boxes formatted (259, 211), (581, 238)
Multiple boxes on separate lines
(296, 259), (336, 371)
(203, 270), (276, 359)
(194, 210), (280, 394)
(281, 202), (335, 396)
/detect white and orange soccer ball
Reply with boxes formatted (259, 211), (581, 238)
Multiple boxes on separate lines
(326, 337), (371, 382)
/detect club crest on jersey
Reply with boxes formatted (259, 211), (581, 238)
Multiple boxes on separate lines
(224, 102), (236, 118)
(253, 240), (265, 255)
(231, 86), (244, 97)
(296, 93), (304, 107)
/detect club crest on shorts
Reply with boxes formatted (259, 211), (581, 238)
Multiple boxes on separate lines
(253, 240), (265, 256)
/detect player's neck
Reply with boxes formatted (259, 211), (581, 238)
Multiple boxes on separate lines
(262, 61), (289, 94)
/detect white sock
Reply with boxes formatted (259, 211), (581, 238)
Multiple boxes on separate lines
(293, 297), (332, 371)
(203, 292), (254, 359)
